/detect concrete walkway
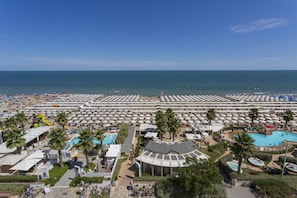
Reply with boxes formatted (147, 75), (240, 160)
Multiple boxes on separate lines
(55, 169), (76, 187)
(225, 181), (255, 198)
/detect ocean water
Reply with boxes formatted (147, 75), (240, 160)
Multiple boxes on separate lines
(0, 71), (297, 96)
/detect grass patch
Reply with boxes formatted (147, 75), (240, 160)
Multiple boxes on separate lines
(111, 159), (123, 181)
(42, 163), (69, 186)
(0, 184), (27, 195)
(200, 141), (228, 160)
(69, 177), (103, 187)
(251, 178), (293, 198)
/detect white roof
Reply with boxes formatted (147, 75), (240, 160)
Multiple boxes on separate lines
(106, 144), (121, 158)
(144, 132), (158, 138)
(10, 150), (47, 171)
(0, 152), (27, 166)
(140, 124), (157, 131)
(137, 149), (209, 168)
(194, 123), (224, 132)
(185, 133), (202, 140)
(0, 126), (52, 154)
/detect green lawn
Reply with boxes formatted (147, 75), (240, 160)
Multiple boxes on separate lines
(42, 164), (70, 186)
(111, 159), (123, 181)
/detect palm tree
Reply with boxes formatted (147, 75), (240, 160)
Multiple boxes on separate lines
(3, 117), (17, 130)
(94, 128), (105, 150)
(231, 133), (255, 174)
(57, 112), (68, 129)
(15, 112), (28, 131)
(206, 109), (216, 125)
(248, 108), (259, 128)
(48, 128), (68, 167)
(75, 128), (94, 167)
(166, 109), (181, 141)
(4, 128), (26, 154)
(155, 111), (167, 141)
(283, 109), (294, 129)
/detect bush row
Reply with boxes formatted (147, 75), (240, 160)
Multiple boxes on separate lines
(218, 154), (233, 176)
(279, 156), (297, 165)
(0, 175), (37, 182)
(252, 152), (272, 163)
(70, 177), (103, 187)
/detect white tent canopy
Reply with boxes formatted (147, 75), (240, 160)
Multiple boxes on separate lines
(106, 144), (121, 158)
(144, 132), (158, 139)
(10, 150), (47, 171)
(194, 123), (224, 132)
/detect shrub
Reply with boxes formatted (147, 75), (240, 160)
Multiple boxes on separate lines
(218, 154), (233, 176)
(251, 178), (293, 198)
(115, 124), (129, 144)
(252, 152), (272, 163)
(69, 177), (103, 187)
(112, 159), (123, 181)
(0, 175), (37, 182)
(0, 184), (27, 195)
(279, 156), (297, 165)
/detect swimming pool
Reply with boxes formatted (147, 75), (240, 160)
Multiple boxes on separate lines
(248, 131), (297, 147)
(248, 157), (265, 167)
(64, 133), (117, 150)
(226, 161), (239, 172)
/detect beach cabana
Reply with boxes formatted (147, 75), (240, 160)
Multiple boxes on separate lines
(10, 150), (46, 172)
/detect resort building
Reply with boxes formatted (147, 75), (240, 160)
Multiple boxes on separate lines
(136, 140), (209, 176)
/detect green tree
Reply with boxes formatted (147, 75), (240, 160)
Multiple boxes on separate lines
(57, 112), (68, 129)
(75, 128), (94, 167)
(155, 110), (167, 141)
(206, 109), (216, 125)
(176, 158), (222, 197)
(15, 112), (28, 131)
(231, 133), (255, 174)
(4, 128), (26, 154)
(3, 117), (17, 130)
(94, 128), (105, 151)
(48, 128), (68, 167)
(283, 109), (294, 129)
(249, 108), (259, 127)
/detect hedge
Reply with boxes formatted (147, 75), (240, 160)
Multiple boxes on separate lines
(218, 154), (233, 176)
(0, 175), (37, 182)
(69, 177), (103, 187)
(279, 156), (297, 165)
(252, 152), (272, 163)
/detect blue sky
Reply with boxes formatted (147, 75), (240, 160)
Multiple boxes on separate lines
(0, 0), (296, 70)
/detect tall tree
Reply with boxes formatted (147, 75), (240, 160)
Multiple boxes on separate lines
(283, 109), (294, 129)
(231, 133), (255, 174)
(48, 128), (68, 167)
(15, 112), (28, 131)
(3, 117), (17, 130)
(206, 109), (216, 125)
(94, 128), (105, 150)
(155, 110), (167, 141)
(5, 128), (26, 154)
(57, 112), (68, 129)
(249, 108), (259, 127)
(176, 158), (222, 197)
(166, 109), (181, 141)
(75, 128), (94, 167)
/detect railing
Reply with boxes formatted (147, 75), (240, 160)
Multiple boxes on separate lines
(254, 143), (293, 152)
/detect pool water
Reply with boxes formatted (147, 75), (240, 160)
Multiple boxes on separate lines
(248, 131), (297, 147)
(226, 161), (239, 172)
(64, 134), (117, 150)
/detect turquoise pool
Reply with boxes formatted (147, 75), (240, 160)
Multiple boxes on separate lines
(64, 134), (117, 150)
(248, 131), (297, 147)
(226, 161), (239, 172)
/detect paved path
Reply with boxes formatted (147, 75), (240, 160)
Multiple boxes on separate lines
(55, 169), (76, 187)
(225, 181), (255, 198)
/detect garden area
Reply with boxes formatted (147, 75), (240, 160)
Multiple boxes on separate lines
(42, 163), (70, 186)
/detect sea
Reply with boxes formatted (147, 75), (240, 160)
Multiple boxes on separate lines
(0, 70), (297, 96)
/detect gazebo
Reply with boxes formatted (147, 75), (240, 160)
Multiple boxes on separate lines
(136, 140), (209, 176)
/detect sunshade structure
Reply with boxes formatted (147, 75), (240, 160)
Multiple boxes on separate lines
(106, 144), (121, 158)
(193, 122), (224, 132)
(136, 140), (209, 176)
(10, 150), (47, 171)
(0, 126), (52, 154)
